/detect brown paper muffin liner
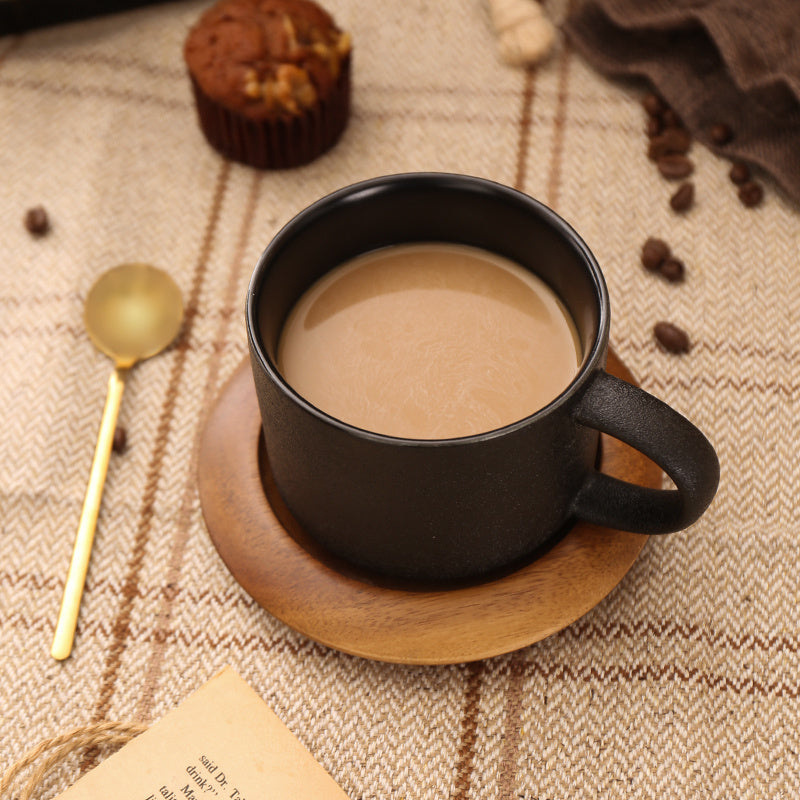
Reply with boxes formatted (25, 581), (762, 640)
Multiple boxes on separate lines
(189, 57), (351, 170)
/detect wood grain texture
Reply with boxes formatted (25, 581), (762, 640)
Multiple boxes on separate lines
(197, 352), (659, 664)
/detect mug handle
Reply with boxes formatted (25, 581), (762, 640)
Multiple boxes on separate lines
(571, 370), (719, 533)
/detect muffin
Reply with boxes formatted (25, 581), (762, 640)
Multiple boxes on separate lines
(184, 0), (351, 169)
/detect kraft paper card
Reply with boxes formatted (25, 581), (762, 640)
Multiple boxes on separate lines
(57, 667), (350, 800)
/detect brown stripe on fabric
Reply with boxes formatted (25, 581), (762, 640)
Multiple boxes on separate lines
(2, 74), (513, 125)
(359, 108), (518, 126)
(11, 608), (329, 660)
(88, 160), (231, 726)
(20, 51), (185, 81)
(616, 336), (800, 363)
(4, 309), (796, 369)
(78, 621), (326, 658)
(527, 661), (800, 698)
(4, 562), (796, 656)
(637, 373), (793, 399)
(358, 81), (521, 100)
(9, 599), (800, 698)
(545, 23), (574, 209)
(0, 569), (62, 593)
(496, 652), (527, 798)
(359, 79), (636, 113)
(0, 290), (81, 306)
(513, 67), (537, 191)
(134, 169), (264, 723)
(566, 617), (799, 652)
(1, 569), (255, 611)
(451, 660), (486, 800)
(134, 631), (800, 699)
(0, 76), (188, 112)
(568, 619), (800, 653)
(2, 326), (242, 354)
(496, 34), (565, 798)
(1, 323), (82, 339)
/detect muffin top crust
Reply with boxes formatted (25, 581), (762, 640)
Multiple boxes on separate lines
(185, 0), (350, 119)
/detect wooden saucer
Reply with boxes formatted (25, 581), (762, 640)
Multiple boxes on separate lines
(197, 352), (658, 664)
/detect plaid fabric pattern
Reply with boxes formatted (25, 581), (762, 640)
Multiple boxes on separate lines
(2, 1), (798, 797)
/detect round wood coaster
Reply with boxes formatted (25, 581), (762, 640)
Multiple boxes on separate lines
(197, 352), (658, 665)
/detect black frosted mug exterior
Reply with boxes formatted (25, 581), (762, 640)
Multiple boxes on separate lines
(247, 174), (719, 583)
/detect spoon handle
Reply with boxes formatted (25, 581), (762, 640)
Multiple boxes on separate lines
(51, 367), (128, 660)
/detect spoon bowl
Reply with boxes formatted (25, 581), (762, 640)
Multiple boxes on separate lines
(51, 263), (183, 660)
(84, 263), (184, 367)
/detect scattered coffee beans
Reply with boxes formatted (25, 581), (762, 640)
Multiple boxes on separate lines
(641, 237), (670, 272)
(636, 91), (762, 362)
(709, 122), (733, 145)
(639, 91), (699, 211)
(728, 162), (765, 206)
(24, 205), (49, 236)
(638, 93), (694, 355)
(641, 237), (687, 283)
(657, 154), (694, 180)
(738, 180), (764, 208)
(641, 90), (763, 212)
(660, 258), (686, 283)
(669, 182), (694, 212)
(654, 321), (690, 354)
(112, 426), (127, 453)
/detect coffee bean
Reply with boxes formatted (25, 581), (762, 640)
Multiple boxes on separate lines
(669, 182), (694, 212)
(641, 237), (670, 271)
(710, 122), (733, 145)
(729, 161), (750, 185)
(648, 139), (668, 161)
(24, 205), (49, 236)
(661, 109), (682, 129)
(112, 426), (127, 453)
(642, 92), (666, 117)
(657, 154), (694, 180)
(648, 127), (692, 160)
(667, 126), (692, 150)
(659, 257), (685, 283)
(645, 116), (662, 138)
(654, 321), (690, 354)
(738, 180), (764, 208)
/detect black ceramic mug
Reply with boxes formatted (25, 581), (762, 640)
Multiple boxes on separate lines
(246, 173), (719, 584)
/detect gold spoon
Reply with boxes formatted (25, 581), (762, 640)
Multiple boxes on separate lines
(51, 263), (183, 661)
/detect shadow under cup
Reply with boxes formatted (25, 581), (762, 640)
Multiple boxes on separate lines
(246, 173), (719, 584)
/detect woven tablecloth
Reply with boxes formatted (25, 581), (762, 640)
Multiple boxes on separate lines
(2, 1), (799, 797)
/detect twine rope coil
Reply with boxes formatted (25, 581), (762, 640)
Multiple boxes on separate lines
(1, 721), (146, 800)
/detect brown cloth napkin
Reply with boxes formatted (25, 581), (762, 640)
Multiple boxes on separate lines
(563, 0), (800, 204)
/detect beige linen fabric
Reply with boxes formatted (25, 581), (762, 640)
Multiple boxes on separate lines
(1, 1), (799, 797)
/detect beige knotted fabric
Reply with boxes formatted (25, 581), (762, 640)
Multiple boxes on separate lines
(488, 0), (556, 66)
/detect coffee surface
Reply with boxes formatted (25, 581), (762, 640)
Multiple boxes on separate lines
(277, 243), (581, 439)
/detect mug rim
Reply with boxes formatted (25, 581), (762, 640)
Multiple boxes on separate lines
(246, 171), (611, 446)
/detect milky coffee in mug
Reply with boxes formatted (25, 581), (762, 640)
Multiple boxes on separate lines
(277, 242), (581, 439)
(247, 173), (719, 584)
